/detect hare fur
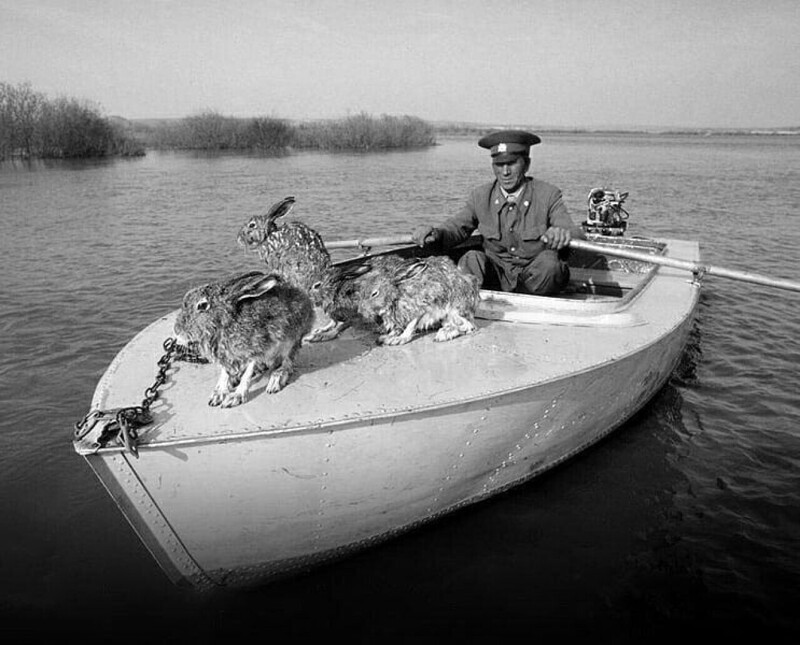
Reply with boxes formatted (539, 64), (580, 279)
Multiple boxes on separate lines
(310, 254), (479, 346)
(174, 271), (314, 407)
(307, 254), (409, 342)
(236, 195), (331, 301)
(364, 255), (480, 346)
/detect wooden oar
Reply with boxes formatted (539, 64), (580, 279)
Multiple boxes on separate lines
(324, 234), (800, 293)
(325, 235), (417, 249)
(569, 239), (800, 293)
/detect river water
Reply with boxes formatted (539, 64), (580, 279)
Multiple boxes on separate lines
(1, 134), (799, 643)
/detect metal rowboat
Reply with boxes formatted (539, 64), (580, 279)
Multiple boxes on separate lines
(73, 234), (701, 590)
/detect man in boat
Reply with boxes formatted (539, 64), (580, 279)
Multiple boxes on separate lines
(412, 129), (585, 295)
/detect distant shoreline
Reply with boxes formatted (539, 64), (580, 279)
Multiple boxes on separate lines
(128, 117), (800, 138)
(428, 122), (800, 138)
(5, 80), (795, 162)
(436, 129), (800, 138)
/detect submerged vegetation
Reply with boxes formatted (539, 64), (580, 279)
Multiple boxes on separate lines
(0, 82), (144, 160)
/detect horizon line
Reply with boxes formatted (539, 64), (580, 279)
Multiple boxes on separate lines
(116, 114), (800, 135)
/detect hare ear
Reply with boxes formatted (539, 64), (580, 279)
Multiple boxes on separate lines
(236, 275), (282, 303)
(341, 263), (372, 280)
(265, 196), (296, 221)
(224, 272), (279, 303)
(396, 260), (428, 282)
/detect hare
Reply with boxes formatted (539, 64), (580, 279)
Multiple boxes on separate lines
(306, 254), (409, 342)
(362, 255), (480, 346)
(236, 196), (331, 303)
(174, 271), (314, 407)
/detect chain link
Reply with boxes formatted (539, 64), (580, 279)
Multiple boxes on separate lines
(73, 338), (207, 457)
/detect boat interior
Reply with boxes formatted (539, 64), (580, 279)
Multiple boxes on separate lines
(333, 234), (667, 321)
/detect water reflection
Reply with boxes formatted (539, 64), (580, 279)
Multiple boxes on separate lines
(1, 136), (799, 641)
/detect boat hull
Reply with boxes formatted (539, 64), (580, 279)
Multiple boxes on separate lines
(78, 238), (700, 589)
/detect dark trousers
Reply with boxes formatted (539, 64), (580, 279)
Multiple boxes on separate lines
(458, 249), (570, 295)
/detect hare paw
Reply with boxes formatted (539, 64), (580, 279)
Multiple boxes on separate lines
(265, 369), (289, 393)
(434, 326), (461, 342)
(380, 318), (419, 346)
(220, 392), (245, 408)
(210, 370), (234, 406)
(434, 321), (475, 342)
(378, 333), (411, 346)
(305, 321), (347, 343)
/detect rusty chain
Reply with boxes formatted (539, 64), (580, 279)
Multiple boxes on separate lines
(73, 337), (207, 457)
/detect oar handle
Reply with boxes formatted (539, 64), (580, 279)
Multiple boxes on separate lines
(569, 239), (800, 293)
(325, 234), (415, 249)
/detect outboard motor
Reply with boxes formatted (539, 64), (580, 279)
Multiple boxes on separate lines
(583, 187), (629, 235)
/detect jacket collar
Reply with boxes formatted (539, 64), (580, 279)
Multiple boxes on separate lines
(491, 176), (533, 213)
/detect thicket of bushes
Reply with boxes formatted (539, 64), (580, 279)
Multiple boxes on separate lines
(137, 111), (295, 151)
(137, 111), (436, 152)
(1, 81), (437, 159)
(293, 113), (436, 151)
(0, 82), (144, 160)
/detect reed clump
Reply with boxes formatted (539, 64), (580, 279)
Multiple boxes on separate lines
(1, 81), (438, 158)
(141, 111), (436, 152)
(0, 81), (144, 160)
(140, 111), (294, 151)
(293, 113), (436, 151)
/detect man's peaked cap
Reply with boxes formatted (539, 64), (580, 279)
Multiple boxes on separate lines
(478, 130), (541, 163)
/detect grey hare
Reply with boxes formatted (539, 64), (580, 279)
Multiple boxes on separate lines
(310, 254), (479, 346)
(364, 255), (480, 345)
(307, 254), (408, 342)
(236, 195), (331, 303)
(174, 271), (314, 407)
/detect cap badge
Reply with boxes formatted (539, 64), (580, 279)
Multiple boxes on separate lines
(497, 143), (507, 152)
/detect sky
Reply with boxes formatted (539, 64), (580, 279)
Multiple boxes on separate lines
(1, 0), (798, 129)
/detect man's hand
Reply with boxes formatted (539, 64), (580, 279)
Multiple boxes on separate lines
(412, 225), (441, 247)
(541, 226), (571, 250)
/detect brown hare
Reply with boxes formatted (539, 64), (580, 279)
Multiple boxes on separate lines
(174, 271), (314, 407)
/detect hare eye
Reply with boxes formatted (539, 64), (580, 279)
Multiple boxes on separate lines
(196, 299), (210, 312)
(370, 289), (380, 299)
(248, 221), (256, 229)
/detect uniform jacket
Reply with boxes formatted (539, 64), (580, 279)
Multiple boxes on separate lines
(436, 176), (584, 289)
